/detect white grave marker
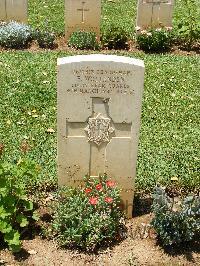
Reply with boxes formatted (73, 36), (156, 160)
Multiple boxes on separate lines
(0, 0), (28, 23)
(57, 54), (145, 218)
(65, 0), (101, 40)
(136, 0), (174, 29)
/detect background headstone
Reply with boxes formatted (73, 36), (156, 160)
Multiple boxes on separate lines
(136, 0), (174, 29)
(57, 54), (145, 218)
(0, 0), (6, 21)
(65, 0), (101, 40)
(0, 0), (28, 23)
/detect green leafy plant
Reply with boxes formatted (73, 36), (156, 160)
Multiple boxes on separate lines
(0, 21), (32, 49)
(68, 30), (100, 50)
(151, 187), (200, 246)
(0, 21), (55, 49)
(34, 30), (55, 49)
(176, 0), (200, 49)
(0, 160), (39, 252)
(53, 175), (125, 251)
(136, 27), (173, 52)
(101, 20), (130, 49)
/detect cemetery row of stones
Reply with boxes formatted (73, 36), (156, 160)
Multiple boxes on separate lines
(0, 0), (199, 51)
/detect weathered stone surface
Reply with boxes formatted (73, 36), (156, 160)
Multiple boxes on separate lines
(57, 54), (145, 218)
(0, 0), (6, 21)
(136, 0), (174, 29)
(65, 0), (101, 40)
(0, 0), (28, 23)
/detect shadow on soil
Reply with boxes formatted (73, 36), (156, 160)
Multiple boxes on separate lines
(162, 239), (200, 263)
(0, 233), (30, 263)
(133, 194), (153, 217)
(13, 248), (30, 262)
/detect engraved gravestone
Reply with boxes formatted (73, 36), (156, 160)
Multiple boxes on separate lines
(65, 0), (101, 40)
(57, 55), (145, 218)
(136, 0), (174, 29)
(0, 0), (28, 23)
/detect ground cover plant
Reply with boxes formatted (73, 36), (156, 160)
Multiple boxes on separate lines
(0, 22), (55, 49)
(68, 30), (99, 50)
(174, 0), (200, 49)
(136, 27), (173, 52)
(0, 22), (32, 49)
(151, 187), (200, 246)
(0, 51), (199, 193)
(53, 175), (124, 251)
(0, 158), (39, 252)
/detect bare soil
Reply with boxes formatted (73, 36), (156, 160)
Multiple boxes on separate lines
(0, 211), (199, 266)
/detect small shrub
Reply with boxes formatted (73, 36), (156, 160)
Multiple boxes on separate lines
(34, 30), (55, 49)
(175, 0), (200, 50)
(0, 21), (32, 49)
(101, 21), (130, 49)
(68, 30), (100, 50)
(151, 187), (200, 246)
(136, 27), (173, 52)
(53, 175), (125, 251)
(0, 159), (39, 252)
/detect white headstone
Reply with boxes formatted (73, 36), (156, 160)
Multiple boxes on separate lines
(65, 0), (101, 40)
(136, 0), (174, 29)
(0, 0), (28, 23)
(57, 54), (145, 218)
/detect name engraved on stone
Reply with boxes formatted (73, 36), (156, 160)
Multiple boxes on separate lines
(67, 68), (134, 95)
(77, 1), (89, 23)
(84, 113), (115, 146)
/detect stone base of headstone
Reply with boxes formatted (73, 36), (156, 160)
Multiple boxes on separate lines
(120, 190), (134, 218)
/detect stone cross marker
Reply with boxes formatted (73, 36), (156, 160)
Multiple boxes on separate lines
(65, 0), (101, 40)
(57, 54), (145, 218)
(77, 1), (89, 23)
(0, 0), (28, 23)
(136, 0), (174, 29)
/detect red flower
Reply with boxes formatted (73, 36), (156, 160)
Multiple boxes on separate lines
(85, 188), (92, 194)
(105, 197), (113, 204)
(96, 183), (103, 191)
(89, 197), (98, 205)
(106, 180), (115, 188)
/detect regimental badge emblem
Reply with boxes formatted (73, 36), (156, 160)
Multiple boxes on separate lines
(84, 113), (115, 146)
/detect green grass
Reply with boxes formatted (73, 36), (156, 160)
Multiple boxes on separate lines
(0, 51), (199, 191)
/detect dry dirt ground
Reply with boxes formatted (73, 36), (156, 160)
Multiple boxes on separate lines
(0, 212), (199, 266)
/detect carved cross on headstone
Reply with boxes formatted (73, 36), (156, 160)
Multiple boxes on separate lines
(77, 1), (89, 23)
(66, 97), (132, 177)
